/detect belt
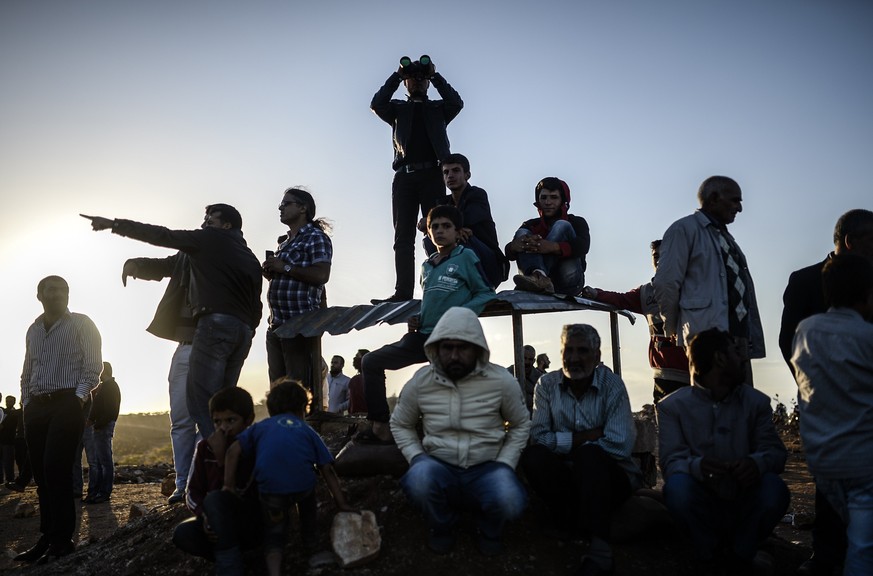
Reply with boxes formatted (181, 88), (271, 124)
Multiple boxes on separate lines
(396, 161), (439, 174)
(31, 388), (77, 404)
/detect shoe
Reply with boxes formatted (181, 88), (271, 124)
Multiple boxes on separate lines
(573, 556), (615, 576)
(167, 491), (186, 505)
(477, 535), (504, 557)
(513, 273), (555, 294)
(5, 481), (25, 492)
(797, 555), (840, 576)
(427, 530), (455, 555)
(14, 537), (50, 562)
(87, 494), (110, 504)
(370, 293), (412, 305)
(36, 540), (75, 565)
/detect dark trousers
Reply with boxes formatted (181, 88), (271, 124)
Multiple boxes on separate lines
(23, 390), (86, 547)
(361, 331), (429, 423)
(391, 166), (445, 298)
(812, 486), (848, 565)
(173, 490), (263, 561)
(521, 443), (632, 540)
(1, 444), (15, 482)
(266, 328), (319, 397)
(13, 436), (32, 486)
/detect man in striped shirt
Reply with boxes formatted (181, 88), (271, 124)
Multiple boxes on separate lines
(16, 276), (102, 564)
(521, 324), (642, 576)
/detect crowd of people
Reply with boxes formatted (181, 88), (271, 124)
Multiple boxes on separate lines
(8, 53), (873, 576)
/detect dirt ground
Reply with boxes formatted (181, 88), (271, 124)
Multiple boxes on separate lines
(0, 427), (815, 576)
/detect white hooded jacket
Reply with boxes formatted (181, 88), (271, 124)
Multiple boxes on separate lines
(390, 307), (531, 468)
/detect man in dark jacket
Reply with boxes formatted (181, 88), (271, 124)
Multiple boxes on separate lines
(778, 208), (873, 576)
(121, 250), (198, 503)
(84, 204), (262, 438)
(423, 153), (508, 289)
(83, 362), (121, 504)
(0, 395), (20, 484)
(370, 54), (463, 304)
(506, 177), (590, 296)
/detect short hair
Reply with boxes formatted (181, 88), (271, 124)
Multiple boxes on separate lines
(205, 203), (243, 230)
(833, 209), (873, 249)
(37, 275), (68, 296)
(823, 252), (873, 309)
(697, 176), (741, 207)
(650, 239), (662, 251)
(535, 177), (571, 205)
(536, 353), (549, 363)
(356, 348), (370, 356)
(101, 362), (113, 378)
(332, 355), (345, 367)
(266, 379), (311, 416)
(686, 328), (733, 377)
(209, 386), (255, 420)
(442, 153), (470, 173)
(5, 396), (15, 405)
(560, 324), (601, 350)
(427, 204), (463, 230)
(523, 344), (536, 355)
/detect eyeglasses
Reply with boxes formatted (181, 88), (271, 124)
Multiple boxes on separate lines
(279, 200), (304, 210)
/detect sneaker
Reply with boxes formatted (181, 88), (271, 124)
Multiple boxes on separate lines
(370, 293), (412, 305)
(513, 273), (555, 294)
(167, 491), (186, 505)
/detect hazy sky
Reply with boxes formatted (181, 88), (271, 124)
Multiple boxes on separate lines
(2, 0), (871, 414)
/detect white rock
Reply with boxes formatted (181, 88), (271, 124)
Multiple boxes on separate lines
(330, 510), (381, 568)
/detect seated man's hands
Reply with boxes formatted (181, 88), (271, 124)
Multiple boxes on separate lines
(458, 227), (473, 243)
(729, 457), (760, 488)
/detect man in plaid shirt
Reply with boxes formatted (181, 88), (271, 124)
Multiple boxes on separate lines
(263, 188), (332, 401)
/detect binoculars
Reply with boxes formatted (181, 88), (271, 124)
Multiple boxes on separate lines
(399, 55), (433, 80)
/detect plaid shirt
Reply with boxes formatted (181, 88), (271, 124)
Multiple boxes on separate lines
(267, 223), (332, 327)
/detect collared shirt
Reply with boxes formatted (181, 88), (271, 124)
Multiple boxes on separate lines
(20, 310), (102, 407)
(327, 372), (350, 413)
(530, 365), (641, 486)
(792, 307), (873, 479)
(267, 223), (332, 327)
(657, 383), (787, 481)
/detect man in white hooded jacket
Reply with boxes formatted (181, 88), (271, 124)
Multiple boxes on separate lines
(390, 307), (531, 557)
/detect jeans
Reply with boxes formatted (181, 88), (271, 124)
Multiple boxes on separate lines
(83, 421), (115, 497)
(187, 314), (254, 437)
(663, 472), (790, 562)
(391, 166), (445, 298)
(24, 390), (85, 547)
(515, 220), (584, 295)
(400, 454), (527, 540)
(172, 489), (263, 572)
(521, 443), (632, 539)
(72, 399), (91, 497)
(361, 331), (429, 423)
(816, 475), (873, 576)
(168, 343), (198, 495)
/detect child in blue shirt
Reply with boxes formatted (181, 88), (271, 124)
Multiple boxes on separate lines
(223, 379), (351, 576)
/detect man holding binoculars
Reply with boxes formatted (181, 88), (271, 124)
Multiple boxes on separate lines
(370, 55), (464, 304)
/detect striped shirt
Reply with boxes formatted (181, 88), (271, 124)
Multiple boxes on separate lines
(20, 310), (102, 406)
(530, 365), (642, 487)
(267, 223), (332, 328)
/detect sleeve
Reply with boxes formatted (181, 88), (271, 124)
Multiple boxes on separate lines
(338, 378), (350, 412)
(591, 286), (644, 314)
(656, 397), (702, 480)
(653, 221), (689, 338)
(495, 378), (532, 468)
(112, 219), (204, 253)
(529, 379), (571, 453)
(748, 394), (788, 475)
(389, 373), (425, 463)
(370, 72), (402, 124)
(591, 379), (636, 460)
(185, 442), (210, 516)
(558, 215), (590, 259)
(430, 72), (463, 124)
(127, 254), (180, 281)
(76, 316), (103, 401)
(460, 251), (497, 314)
(779, 270), (810, 370)
(460, 188), (492, 229)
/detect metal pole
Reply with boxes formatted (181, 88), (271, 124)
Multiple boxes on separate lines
(610, 311), (622, 376)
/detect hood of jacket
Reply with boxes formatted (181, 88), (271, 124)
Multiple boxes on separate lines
(423, 307), (490, 371)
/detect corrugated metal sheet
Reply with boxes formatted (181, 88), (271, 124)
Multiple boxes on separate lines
(273, 290), (635, 339)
